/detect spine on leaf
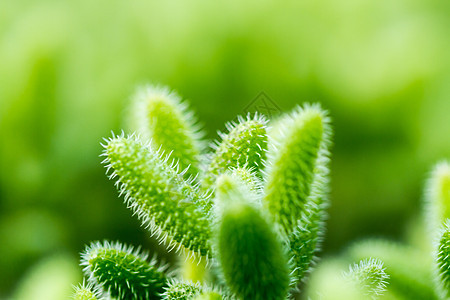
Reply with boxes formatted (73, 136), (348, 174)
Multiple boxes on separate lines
(128, 85), (204, 178)
(81, 241), (168, 300)
(425, 161), (450, 237)
(202, 114), (268, 190)
(343, 258), (389, 299)
(102, 134), (211, 258)
(215, 174), (290, 300)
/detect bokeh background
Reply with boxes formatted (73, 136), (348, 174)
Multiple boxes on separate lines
(0, 0), (449, 298)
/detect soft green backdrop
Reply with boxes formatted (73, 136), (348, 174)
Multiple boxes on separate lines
(0, 0), (449, 298)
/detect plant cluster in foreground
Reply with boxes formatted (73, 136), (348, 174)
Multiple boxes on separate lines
(73, 84), (449, 300)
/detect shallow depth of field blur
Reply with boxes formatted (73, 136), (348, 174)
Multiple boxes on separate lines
(0, 0), (449, 298)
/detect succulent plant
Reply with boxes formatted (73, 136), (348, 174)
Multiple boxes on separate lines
(74, 84), (449, 300)
(74, 84), (334, 299)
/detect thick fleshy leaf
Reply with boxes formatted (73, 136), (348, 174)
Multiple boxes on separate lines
(202, 114), (267, 190)
(127, 85), (204, 178)
(102, 135), (211, 257)
(215, 174), (290, 300)
(81, 241), (168, 300)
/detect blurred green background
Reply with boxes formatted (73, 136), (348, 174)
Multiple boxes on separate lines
(0, 0), (449, 298)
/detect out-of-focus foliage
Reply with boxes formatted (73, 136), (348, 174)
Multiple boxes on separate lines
(0, 0), (448, 298)
(11, 254), (81, 300)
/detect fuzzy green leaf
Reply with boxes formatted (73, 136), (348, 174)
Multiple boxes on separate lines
(263, 104), (331, 285)
(288, 202), (323, 284)
(162, 280), (203, 300)
(72, 281), (101, 300)
(288, 153), (330, 284)
(344, 258), (389, 299)
(215, 175), (290, 300)
(102, 135), (211, 257)
(162, 280), (224, 300)
(202, 114), (268, 190)
(263, 104), (331, 236)
(127, 85), (204, 178)
(81, 241), (168, 300)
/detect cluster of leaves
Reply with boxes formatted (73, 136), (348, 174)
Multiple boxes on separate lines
(73, 84), (448, 300)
